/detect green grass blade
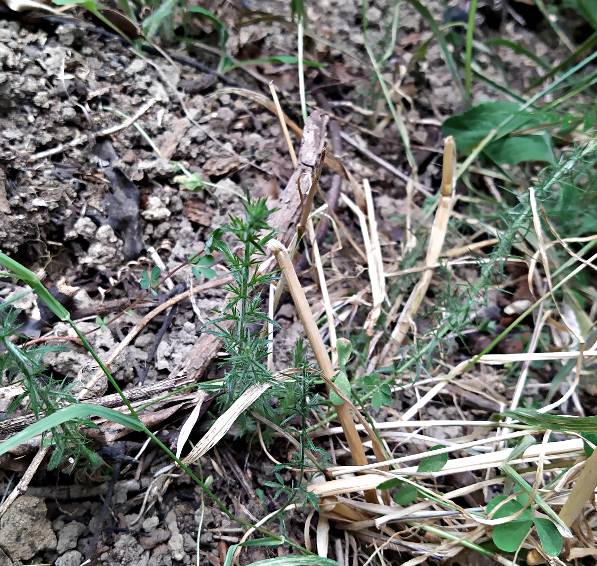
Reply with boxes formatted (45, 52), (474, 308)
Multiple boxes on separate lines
(0, 404), (144, 457)
(526, 31), (597, 92)
(248, 558), (341, 566)
(223, 538), (285, 566)
(543, 69), (597, 110)
(0, 251), (70, 321)
(486, 38), (551, 71)
(464, 0), (478, 99)
(406, 0), (466, 102)
(143, 0), (176, 39)
(503, 409), (597, 434)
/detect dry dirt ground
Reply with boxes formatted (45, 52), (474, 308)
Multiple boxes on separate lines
(0, 1), (589, 565)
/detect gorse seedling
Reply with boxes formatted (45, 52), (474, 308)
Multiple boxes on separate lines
(204, 199), (326, 498)
(0, 254), (317, 552)
(204, 195), (277, 407)
(0, 301), (101, 470)
(270, 339), (327, 494)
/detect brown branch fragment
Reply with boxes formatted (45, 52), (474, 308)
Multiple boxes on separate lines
(379, 137), (457, 366)
(267, 239), (379, 504)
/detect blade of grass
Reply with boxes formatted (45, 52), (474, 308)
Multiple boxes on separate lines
(464, 0), (478, 100)
(248, 557), (341, 566)
(0, 404), (144, 457)
(297, 14), (308, 123)
(406, 0), (466, 102)
(362, 0), (417, 172)
(526, 31), (597, 92)
(486, 38), (551, 72)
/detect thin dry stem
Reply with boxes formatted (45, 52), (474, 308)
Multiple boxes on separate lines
(267, 239), (380, 503)
(379, 137), (456, 365)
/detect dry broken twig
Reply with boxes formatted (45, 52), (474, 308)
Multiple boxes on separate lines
(379, 136), (456, 365)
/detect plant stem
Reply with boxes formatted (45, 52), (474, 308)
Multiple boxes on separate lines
(267, 239), (378, 504)
(465, 0), (478, 100)
(559, 447), (597, 526)
(297, 17), (308, 123)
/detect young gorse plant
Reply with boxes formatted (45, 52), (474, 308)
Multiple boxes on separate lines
(0, 301), (101, 470)
(205, 196), (277, 406)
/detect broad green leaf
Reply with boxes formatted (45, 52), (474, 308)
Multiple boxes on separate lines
(393, 482), (418, 505)
(371, 383), (392, 409)
(0, 404), (144, 457)
(336, 338), (353, 368)
(442, 101), (543, 154)
(378, 478), (401, 490)
(502, 464), (572, 538)
(192, 266), (217, 280)
(486, 135), (555, 165)
(378, 478), (419, 505)
(191, 255), (217, 280)
(487, 496), (533, 522)
(487, 495), (533, 552)
(140, 266), (161, 290)
(492, 519), (533, 553)
(417, 445), (448, 473)
(175, 172), (207, 191)
(193, 255), (215, 267)
(248, 558), (341, 566)
(330, 371), (351, 406)
(582, 432), (597, 456)
(534, 517), (563, 557)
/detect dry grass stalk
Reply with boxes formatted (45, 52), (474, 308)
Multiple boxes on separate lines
(267, 239), (381, 503)
(180, 376), (289, 466)
(307, 220), (339, 364)
(268, 85), (338, 362)
(268, 81), (298, 168)
(308, 438), (584, 497)
(363, 179), (386, 334)
(341, 193), (384, 335)
(559, 447), (597, 529)
(379, 136), (456, 365)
